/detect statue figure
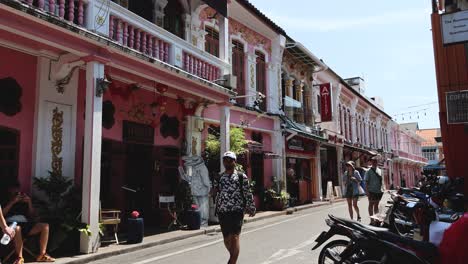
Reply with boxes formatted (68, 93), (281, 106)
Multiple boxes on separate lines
(179, 155), (211, 226)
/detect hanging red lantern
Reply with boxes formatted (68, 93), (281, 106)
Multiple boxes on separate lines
(156, 83), (168, 94)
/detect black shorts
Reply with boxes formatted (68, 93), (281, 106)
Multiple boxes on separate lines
(368, 192), (383, 201)
(7, 222), (35, 237)
(218, 211), (244, 237)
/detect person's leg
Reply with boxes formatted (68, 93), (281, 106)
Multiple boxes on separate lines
(368, 197), (374, 216)
(373, 200), (380, 215)
(352, 198), (360, 220)
(27, 223), (50, 255)
(228, 234), (240, 264)
(223, 234), (232, 252)
(346, 198), (353, 219)
(14, 225), (23, 259)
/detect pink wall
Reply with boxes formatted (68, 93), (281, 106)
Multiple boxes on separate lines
(75, 71), (184, 184)
(101, 79), (184, 146)
(204, 105), (275, 131)
(0, 46), (37, 193)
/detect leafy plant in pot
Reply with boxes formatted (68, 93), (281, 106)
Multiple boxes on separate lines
(264, 188), (290, 211)
(33, 171), (100, 254)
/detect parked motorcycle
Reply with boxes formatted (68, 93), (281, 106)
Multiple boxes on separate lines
(384, 176), (464, 241)
(313, 214), (439, 264)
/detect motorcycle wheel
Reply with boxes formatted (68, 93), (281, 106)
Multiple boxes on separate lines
(389, 209), (413, 237)
(318, 239), (349, 264)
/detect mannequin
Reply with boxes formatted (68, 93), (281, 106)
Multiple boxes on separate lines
(179, 155), (211, 226)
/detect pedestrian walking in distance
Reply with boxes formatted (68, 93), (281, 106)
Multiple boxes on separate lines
(343, 161), (362, 221)
(365, 156), (385, 225)
(213, 151), (256, 264)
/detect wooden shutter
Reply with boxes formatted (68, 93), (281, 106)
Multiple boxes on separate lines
(205, 26), (219, 57)
(232, 41), (245, 105)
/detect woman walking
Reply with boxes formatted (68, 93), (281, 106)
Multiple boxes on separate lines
(343, 161), (362, 221)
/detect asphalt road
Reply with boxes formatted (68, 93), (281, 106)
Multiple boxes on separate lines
(92, 196), (384, 264)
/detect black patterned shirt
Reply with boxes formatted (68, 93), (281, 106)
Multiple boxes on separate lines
(214, 170), (256, 214)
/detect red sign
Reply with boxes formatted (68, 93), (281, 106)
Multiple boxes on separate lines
(320, 83), (333, 122)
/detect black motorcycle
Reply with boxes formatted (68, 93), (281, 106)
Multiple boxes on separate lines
(313, 215), (438, 264)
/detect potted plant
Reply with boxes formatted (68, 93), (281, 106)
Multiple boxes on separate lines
(33, 171), (99, 254)
(264, 188), (290, 211)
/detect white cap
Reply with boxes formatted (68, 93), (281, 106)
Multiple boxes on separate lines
(222, 151), (237, 160)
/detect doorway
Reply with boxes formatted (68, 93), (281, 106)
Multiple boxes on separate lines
(251, 153), (264, 209)
(125, 143), (154, 218)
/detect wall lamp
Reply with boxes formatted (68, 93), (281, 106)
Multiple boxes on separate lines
(96, 76), (111, 97)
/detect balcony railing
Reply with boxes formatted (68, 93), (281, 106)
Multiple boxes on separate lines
(109, 15), (170, 63)
(108, 2), (227, 81)
(19, 0), (88, 27)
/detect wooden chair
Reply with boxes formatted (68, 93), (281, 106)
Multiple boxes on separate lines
(99, 206), (121, 244)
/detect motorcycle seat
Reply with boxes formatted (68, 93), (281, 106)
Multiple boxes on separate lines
(357, 225), (439, 260)
(329, 215), (438, 260)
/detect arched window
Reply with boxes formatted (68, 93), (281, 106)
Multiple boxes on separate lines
(163, 0), (185, 39)
(205, 26), (219, 57)
(0, 127), (19, 182)
(255, 51), (266, 111)
(232, 40), (245, 105)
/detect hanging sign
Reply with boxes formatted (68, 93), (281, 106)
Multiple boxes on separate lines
(441, 9), (468, 45)
(446, 90), (468, 124)
(320, 83), (333, 122)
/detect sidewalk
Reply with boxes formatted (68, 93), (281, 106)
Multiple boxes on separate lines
(49, 199), (344, 264)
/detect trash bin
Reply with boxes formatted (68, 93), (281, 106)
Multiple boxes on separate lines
(184, 209), (201, 230)
(127, 218), (144, 244)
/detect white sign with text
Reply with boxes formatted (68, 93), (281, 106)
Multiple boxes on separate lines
(441, 10), (468, 45)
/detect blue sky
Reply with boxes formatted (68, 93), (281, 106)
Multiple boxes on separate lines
(248, 0), (440, 129)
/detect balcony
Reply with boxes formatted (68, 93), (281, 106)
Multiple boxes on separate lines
(9, 0), (230, 82)
(107, 2), (228, 81)
(14, 0), (89, 27)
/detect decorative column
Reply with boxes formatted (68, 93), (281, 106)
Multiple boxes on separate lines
(350, 98), (358, 143)
(272, 118), (285, 187)
(83, 0), (105, 34)
(294, 80), (304, 123)
(364, 109), (371, 147)
(376, 115), (382, 148)
(269, 35), (285, 113)
(80, 61), (105, 254)
(219, 17), (229, 66)
(303, 88), (313, 126)
(33, 54), (80, 191)
(219, 105), (230, 170)
(285, 78), (294, 120)
(153, 0), (168, 27)
(183, 14), (192, 44)
(246, 52), (257, 107)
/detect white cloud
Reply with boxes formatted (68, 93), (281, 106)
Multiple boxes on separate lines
(268, 8), (431, 32)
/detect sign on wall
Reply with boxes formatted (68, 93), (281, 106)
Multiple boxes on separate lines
(446, 90), (468, 124)
(441, 10), (468, 45)
(320, 83), (333, 122)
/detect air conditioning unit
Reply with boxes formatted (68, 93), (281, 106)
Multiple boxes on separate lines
(215, 74), (237, 90)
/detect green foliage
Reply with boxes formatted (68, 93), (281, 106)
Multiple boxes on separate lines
(33, 171), (88, 236)
(264, 188), (290, 205)
(205, 127), (248, 157)
(229, 127), (248, 156)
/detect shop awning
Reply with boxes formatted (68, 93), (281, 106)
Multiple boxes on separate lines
(279, 115), (326, 142)
(203, 0), (227, 17)
(344, 143), (378, 156)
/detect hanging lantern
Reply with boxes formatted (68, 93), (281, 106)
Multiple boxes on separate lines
(150, 101), (158, 117)
(156, 83), (168, 94)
